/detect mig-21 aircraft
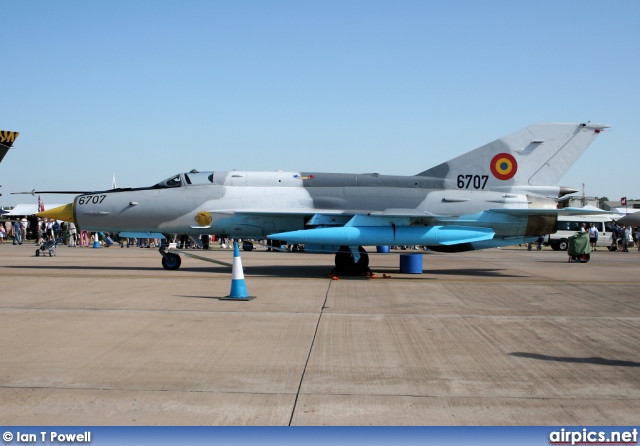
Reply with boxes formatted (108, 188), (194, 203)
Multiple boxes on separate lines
(32, 122), (609, 274)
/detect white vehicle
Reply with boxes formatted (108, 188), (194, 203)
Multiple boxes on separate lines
(547, 214), (619, 251)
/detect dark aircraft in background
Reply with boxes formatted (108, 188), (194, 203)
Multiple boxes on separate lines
(0, 131), (19, 197)
(0, 131), (19, 164)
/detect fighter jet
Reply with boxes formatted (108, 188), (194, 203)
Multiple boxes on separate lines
(34, 122), (609, 273)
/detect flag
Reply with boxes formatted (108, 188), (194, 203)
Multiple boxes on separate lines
(112, 173), (117, 189)
(621, 197), (627, 206)
(37, 195), (45, 212)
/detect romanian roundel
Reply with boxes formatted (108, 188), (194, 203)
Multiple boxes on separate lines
(490, 153), (518, 181)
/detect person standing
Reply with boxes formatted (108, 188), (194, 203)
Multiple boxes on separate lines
(588, 223), (598, 251)
(20, 217), (28, 242)
(35, 218), (44, 246)
(79, 230), (89, 247)
(52, 220), (61, 240)
(68, 222), (77, 247)
(623, 225), (631, 252)
(13, 219), (23, 245)
(611, 222), (619, 251)
(46, 219), (54, 241)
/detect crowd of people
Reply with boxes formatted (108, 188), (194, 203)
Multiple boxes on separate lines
(582, 221), (637, 252)
(607, 221), (637, 252)
(1, 217), (30, 245)
(1, 217), (102, 247)
(0, 216), (235, 250)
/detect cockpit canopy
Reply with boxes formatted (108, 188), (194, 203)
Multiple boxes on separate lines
(154, 170), (215, 188)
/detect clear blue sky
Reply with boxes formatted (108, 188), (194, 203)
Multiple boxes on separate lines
(2, 0), (638, 207)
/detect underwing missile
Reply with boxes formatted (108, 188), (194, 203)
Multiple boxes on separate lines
(268, 225), (494, 246)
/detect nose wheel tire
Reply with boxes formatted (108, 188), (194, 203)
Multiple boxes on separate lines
(162, 253), (182, 270)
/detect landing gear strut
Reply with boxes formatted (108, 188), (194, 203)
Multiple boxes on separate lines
(158, 239), (233, 270)
(159, 242), (182, 270)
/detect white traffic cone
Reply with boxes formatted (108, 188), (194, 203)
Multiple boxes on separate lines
(92, 232), (101, 248)
(220, 241), (255, 300)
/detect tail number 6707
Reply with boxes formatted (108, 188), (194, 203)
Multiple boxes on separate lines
(78, 195), (106, 205)
(457, 175), (488, 189)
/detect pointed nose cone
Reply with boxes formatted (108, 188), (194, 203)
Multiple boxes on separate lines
(37, 203), (74, 223)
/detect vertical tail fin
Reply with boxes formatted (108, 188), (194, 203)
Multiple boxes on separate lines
(0, 131), (19, 163)
(416, 123), (609, 194)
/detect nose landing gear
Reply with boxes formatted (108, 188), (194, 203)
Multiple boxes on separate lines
(161, 251), (182, 270)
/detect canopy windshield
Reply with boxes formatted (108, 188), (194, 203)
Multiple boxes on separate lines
(154, 171), (214, 188)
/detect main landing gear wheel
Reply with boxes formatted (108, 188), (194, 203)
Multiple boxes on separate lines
(330, 246), (372, 276)
(162, 253), (182, 270)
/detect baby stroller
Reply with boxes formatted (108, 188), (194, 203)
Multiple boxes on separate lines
(567, 231), (591, 263)
(35, 237), (64, 257)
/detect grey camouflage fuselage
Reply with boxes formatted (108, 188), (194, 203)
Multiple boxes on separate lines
(37, 122), (610, 252)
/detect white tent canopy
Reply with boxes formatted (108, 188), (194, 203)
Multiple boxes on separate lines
(4, 204), (65, 216)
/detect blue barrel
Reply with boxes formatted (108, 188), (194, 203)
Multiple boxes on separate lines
(399, 254), (423, 274)
(376, 246), (390, 253)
